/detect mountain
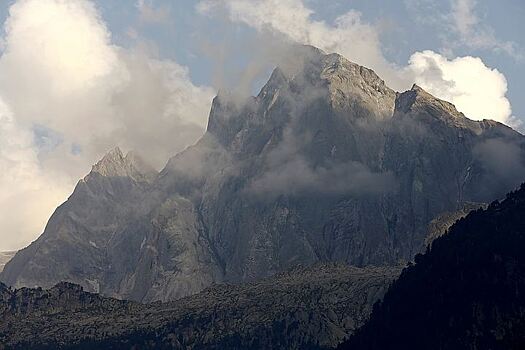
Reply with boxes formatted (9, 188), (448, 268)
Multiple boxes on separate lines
(0, 251), (16, 273)
(0, 264), (399, 350)
(2, 45), (525, 302)
(338, 184), (525, 350)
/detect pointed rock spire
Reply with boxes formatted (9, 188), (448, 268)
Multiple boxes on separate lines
(395, 84), (464, 120)
(90, 147), (157, 181)
(91, 147), (126, 177)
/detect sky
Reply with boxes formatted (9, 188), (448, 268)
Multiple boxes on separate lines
(0, 0), (523, 251)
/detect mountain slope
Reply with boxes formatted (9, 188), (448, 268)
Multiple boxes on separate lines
(2, 45), (525, 302)
(338, 184), (525, 350)
(1, 147), (222, 302)
(0, 264), (400, 350)
(0, 251), (16, 273)
(1, 148), (160, 294)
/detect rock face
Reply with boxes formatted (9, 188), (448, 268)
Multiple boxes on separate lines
(0, 264), (400, 350)
(2, 46), (525, 302)
(1, 146), (221, 302)
(0, 252), (16, 273)
(338, 184), (525, 350)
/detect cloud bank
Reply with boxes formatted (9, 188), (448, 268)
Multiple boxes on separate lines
(0, 0), (214, 250)
(406, 50), (516, 126)
(249, 157), (396, 199)
(0, 99), (70, 250)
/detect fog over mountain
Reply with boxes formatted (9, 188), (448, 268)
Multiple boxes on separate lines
(2, 46), (524, 303)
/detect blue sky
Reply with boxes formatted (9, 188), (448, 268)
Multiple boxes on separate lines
(86, 0), (525, 121)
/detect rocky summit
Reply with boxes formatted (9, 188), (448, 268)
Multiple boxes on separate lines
(2, 46), (525, 302)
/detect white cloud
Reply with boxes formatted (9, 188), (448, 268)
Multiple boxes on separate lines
(451, 0), (478, 38)
(197, 0), (519, 128)
(0, 99), (71, 251)
(0, 0), (215, 250)
(197, 0), (406, 91)
(404, 0), (522, 60)
(449, 0), (521, 59)
(406, 50), (515, 125)
(2, 0), (120, 94)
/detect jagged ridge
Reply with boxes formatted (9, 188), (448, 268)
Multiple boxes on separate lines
(90, 147), (157, 182)
(0, 264), (400, 350)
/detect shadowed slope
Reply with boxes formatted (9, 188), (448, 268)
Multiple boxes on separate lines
(339, 184), (525, 350)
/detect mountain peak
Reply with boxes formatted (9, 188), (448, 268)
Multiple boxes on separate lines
(411, 83), (425, 92)
(257, 67), (288, 99)
(91, 146), (126, 176)
(409, 84), (445, 102)
(395, 84), (466, 121)
(94, 146), (124, 167)
(90, 147), (157, 181)
(207, 46), (397, 147)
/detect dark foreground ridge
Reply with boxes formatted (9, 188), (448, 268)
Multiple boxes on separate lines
(0, 264), (400, 350)
(339, 184), (525, 350)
